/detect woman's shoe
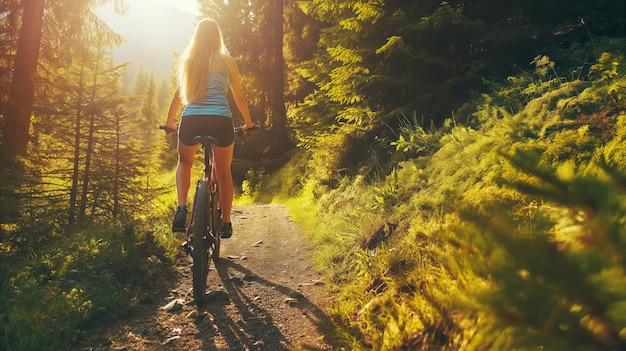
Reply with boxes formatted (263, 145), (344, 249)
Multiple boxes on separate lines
(172, 205), (188, 232)
(221, 222), (232, 238)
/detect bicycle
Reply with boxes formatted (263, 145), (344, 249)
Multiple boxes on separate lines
(160, 125), (257, 304)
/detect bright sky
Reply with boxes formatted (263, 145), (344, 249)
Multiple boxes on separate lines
(95, 0), (199, 78)
(150, 0), (199, 15)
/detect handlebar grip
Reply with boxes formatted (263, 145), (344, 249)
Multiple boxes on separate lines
(159, 125), (176, 134)
(234, 125), (260, 136)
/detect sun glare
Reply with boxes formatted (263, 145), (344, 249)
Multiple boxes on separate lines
(150, 0), (199, 15)
(95, 0), (198, 78)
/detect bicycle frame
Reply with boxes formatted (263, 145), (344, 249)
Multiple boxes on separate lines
(185, 136), (222, 253)
(160, 125), (256, 304)
(184, 136), (223, 303)
(184, 128), (255, 259)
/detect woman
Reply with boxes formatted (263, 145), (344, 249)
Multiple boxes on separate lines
(163, 19), (254, 237)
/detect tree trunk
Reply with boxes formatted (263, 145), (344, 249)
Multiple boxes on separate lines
(1, 0), (45, 163)
(69, 66), (86, 225)
(78, 113), (95, 221)
(78, 59), (102, 222)
(266, 0), (292, 154)
(112, 109), (121, 218)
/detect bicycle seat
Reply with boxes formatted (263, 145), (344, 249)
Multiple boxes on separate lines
(192, 135), (221, 145)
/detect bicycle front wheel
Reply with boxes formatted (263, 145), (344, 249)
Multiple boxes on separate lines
(210, 181), (221, 260)
(191, 179), (211, 304)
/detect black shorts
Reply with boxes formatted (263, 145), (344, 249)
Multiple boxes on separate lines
(178, 115), (234, 147)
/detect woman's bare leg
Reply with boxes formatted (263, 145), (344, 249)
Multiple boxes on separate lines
(211, 143), (234, 223)
(176, 141), (200, 206)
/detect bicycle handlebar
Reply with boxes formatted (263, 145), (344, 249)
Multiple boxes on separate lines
(234, 125), (260, 135)
(158, 124), (259, 136)
(159, 125), (176, 134)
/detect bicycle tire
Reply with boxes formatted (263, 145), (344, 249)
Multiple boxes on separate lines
(191, 179), (211, 304)
(210, 181), (221, 259)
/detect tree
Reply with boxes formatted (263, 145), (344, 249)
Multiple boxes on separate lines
(68, 64), (87, 224)
(0, 0), (126, 223)
(288, 0), (626, 182)
(1, 0), (126, 167)
(138, 73), (159, 147)
(0, 0), (22, 125)
(94, 106), (152, 220)
(32, 44), (152, 226)
(283, 0), (320, 105)
(266, 0), (291, 153)
(292, 1), (482, 134)
(156, 78), (170, 110)
(1, 0), (45, 165)
(130, 67), (148, 97)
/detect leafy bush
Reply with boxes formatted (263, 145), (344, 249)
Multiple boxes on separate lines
(453, 150), (626, 350)
(275, 52), (626, 350)
(0, 219), (174, 351)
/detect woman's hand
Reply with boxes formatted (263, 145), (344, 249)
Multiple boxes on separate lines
(242, 123), (256, 132)
(161, 124), (177, 135)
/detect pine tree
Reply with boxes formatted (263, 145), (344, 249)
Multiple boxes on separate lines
(156, 78), (170, 110)
(1, 0), (125, 164)
(130, 67), (148, 97)
(138, 73), (159, 147)
(95, 106), (150, 220)
(1, 0), (45, 163)
(0, 0), (126, 223)
(283, 0), (319, 104)
(32, 47), (133, 225)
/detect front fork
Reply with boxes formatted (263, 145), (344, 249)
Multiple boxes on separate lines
(181, 179), (203, 257)
(182, 179), (217, 258)
(182, 145), (215, 257)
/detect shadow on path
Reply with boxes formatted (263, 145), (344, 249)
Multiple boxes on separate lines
(191, 257), (335, 350)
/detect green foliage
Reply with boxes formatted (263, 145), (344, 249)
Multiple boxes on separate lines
(451, 156), (626, 350)
(0, 7), (181, 348)
(289, 0), (626, 202)
(263, 51), (626, 350)
(1, 267), (91, 351)
(389, 113), (442, 156)
(557, 52), (626, 118)
(1, 220), (174, 351)
(237, 148), (310, 203)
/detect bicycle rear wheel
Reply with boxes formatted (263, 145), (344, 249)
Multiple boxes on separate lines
(191, 179), (211, 304)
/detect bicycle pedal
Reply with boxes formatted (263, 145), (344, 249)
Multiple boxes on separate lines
(181, 241), (193, 256)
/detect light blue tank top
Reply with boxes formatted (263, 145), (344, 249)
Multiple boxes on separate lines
(182, 58), (232, 118)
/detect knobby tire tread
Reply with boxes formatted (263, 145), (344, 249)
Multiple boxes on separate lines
(211, 182), (221, 259)
(191, 180), (210, 304)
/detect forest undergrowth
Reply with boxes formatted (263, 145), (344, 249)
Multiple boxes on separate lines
(0, 172), (180, 350)
(4, 1), (626, 350)
(250, 50), (626, 350)
(3, 42), (626, 351)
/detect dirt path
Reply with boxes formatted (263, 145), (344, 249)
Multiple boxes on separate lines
(76, 204), (334, 351)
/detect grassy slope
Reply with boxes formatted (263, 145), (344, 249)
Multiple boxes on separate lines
(255, 52), (626, 350)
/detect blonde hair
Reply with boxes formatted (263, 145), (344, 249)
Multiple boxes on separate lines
(178, 19), (229, 105)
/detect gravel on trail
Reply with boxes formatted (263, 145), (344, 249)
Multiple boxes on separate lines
(74, 204), (335, 351)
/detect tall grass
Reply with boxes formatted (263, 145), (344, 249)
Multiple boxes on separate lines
(250, 51), (626, 350)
